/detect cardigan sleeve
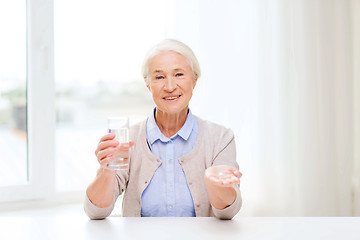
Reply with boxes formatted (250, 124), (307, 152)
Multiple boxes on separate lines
(211, 128), (242, 220)
(84, 193), (116, 220)
(84, 169), (128, 220)
(211, 185), (242, 220)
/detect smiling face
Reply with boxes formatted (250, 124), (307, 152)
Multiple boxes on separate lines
(147, 51), (197, 117)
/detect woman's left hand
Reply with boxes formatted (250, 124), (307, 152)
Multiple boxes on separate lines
(204, 165), (242, 187)
(204, 165), (242, 209)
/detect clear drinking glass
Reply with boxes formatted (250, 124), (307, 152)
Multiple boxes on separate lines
(107, 117), (129, 170)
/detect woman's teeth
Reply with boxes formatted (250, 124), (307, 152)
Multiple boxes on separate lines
(165, 95), (180, 100)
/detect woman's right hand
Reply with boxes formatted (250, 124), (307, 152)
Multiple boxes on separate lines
(94, 133), (135, 168)
(87, 133), (134, 208)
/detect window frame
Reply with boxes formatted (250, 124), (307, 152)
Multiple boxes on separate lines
(0, 0), (55, 202)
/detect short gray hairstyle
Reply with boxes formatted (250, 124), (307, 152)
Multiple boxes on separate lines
(142, 39), (201, 86)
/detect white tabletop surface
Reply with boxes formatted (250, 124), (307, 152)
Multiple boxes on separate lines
(0, 204), (359, 240)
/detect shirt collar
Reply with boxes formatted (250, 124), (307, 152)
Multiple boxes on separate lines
(146, 108), (196, 144)
(177, 109), (195, 141)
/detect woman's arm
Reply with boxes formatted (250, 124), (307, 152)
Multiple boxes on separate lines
(84, 133), (133, 219)
(204, 165), (241, 209)
(86, 167), (116, 208)
(203, 127), (242, 219)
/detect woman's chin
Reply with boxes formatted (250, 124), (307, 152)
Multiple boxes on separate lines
(156, 105), (188, 116)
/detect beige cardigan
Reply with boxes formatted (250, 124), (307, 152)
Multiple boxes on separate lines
(84, 117), (242, 219)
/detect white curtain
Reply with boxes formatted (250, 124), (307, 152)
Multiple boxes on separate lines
(169, 0), (359, 216)
(254, 0), (356, 216)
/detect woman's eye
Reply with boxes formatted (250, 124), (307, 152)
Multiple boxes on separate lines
(155, 76), (164, 80)
(175, 73), (184, 77)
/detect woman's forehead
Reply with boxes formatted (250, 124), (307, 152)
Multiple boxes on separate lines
(149, 51), (192, 71)
(151, 67), (186, 74)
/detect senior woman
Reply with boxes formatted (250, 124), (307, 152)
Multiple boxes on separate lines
(84, 39), (242, 219)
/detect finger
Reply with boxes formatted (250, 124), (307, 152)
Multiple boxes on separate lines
(210, 176), (230, 185)
(212, 175), (240, 186)
(96, 140), (119, 154)
(230, 169), (242, 178)
(117, 141), (135, 151)
(227, 168), (242, 178)
(118, 142), (131, 150)
(95, 140), (119, 157)
(97, 147), (118, 161)
(229, 175), (240, 184)
(94, 134), (117, 156)
(100, 133), (116, 142)
(113, 149), (131, 159)
(220, 179), (234, 186)
(225, 176), (240, 185)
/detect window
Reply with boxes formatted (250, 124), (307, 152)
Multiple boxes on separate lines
(0, 0), (173, 203)
(0, 1), (27, 187)
(54, 0), (169, 192)
(0, 0), (54, 202)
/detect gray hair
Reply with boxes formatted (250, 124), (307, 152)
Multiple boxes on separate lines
(142, 39), (201, 86)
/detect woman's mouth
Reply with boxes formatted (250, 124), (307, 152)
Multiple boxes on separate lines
(163, 95), (181, 101)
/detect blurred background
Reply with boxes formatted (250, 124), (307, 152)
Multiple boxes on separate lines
(0, 0), (359, 216)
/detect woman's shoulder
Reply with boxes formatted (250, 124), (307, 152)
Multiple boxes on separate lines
(192, 115), (236, 164)
(195, 116), (234, 140)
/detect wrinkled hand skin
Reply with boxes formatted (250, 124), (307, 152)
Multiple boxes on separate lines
(204, 165), (242, 210)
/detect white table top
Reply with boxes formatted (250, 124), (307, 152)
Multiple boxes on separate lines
(0, 204), (359, 240)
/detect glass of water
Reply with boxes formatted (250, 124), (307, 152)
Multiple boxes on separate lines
(107, 117), (129, 170)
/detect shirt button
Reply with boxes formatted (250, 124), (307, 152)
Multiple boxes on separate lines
(169, 205), (173, 209)
(169, 183), (173, 187)
(168, 160), (171, 164)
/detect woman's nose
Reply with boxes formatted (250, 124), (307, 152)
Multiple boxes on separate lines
(164, 77), (176, 92)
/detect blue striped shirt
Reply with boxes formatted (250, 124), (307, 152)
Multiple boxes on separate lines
(141, 108), (198, 217)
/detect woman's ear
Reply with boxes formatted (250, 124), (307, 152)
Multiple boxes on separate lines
(145, 78), (151, 91)
(193, 76), (198, 89)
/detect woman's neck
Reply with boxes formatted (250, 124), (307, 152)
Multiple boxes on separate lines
(155, 107), (188, 138)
